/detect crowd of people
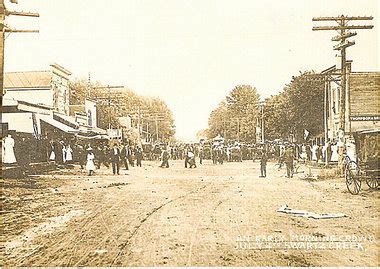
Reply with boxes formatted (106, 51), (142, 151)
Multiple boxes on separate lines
(1, 133), (146, 176)
(153, 139), (339, 178)
(80, 143), (144, 176)
(2, 132), (342, 178)
(82, 143), (144, 176)
(256, 140), (341, 178)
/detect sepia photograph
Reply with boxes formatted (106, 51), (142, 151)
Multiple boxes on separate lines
(1, 0), (379, 267)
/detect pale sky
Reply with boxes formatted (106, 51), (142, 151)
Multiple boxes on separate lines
(4, 0), (379, 141)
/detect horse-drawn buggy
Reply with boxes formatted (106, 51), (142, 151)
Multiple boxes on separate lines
(202, 143), (212, 160)
(345, 129), (379, 194)
(141, 142), (153, 160)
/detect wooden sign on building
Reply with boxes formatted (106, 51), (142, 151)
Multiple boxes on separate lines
(349, 72), (380, 132)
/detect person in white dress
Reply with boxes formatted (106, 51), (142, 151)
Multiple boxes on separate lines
(345, 136), (357, 162)
(2, 134), (17, 164)
(49, 141), (56, 162)
(331, 143), (339, 162)
(86, 147), (96, 176)
(311, 144), (318, 161)
(65, 144), (73, 163)
(226, 147), (231, 162)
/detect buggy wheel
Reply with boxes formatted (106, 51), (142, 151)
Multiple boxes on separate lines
(345, 161), (361, 195)
(366, 176), (379, 190)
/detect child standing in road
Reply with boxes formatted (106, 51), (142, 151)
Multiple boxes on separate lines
(86, 147), (96, 176)
(260, 148), (267, 178)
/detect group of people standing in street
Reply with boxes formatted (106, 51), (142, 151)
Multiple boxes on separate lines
(258, 143), (295, 178)
(84, 143), (143, 176)
(159, 145), (197, 169)
(258, 140), (339, 179)
(2, 133), (56, 169)
(2, 133), (76, 171)
(48, 140), (74, 164)
(3, 132), (342, 181)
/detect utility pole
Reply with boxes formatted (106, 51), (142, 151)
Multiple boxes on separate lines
(136, 113), (168, 143)
(145, 115), (166, 143)
(1, 1), (5, 95)
(155, 119), (158, 142)
(92, 85), (124, 129)
(126, 111), (169, 143)
(312, 15), (373, 134)
(261, 106), (264, 143)
(312, 15), (373, 170)
(236, 118), (240, 142)
(145, 121), (149, 142)
(87, 72), (91, 98)
(222, 119), (226, 139)
(1, 0), (39, 94)
(137, 106), (141, 142)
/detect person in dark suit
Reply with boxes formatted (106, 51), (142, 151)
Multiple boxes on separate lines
(128, 146), (135, 167)
(110, 144), (121, 175)
(76, 144), (86, 169)
(306, 144), (312, 162)
(260, 148), (268, 178)
(121, 144), (129, 170)
(159, 147), (170, 168)
(284, 145), (294, 178)
(135, 146), (143, 167)
(326, 142), (332, 166)
(199, 146), (204, 165)
(55, 140), (64, 164)
(316, 144), (323, 164)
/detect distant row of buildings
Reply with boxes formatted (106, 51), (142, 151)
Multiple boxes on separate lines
(2, 63), (106, 140)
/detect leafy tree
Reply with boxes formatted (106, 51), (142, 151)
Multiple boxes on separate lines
(264, 71), (324, 141)
(205, 73), (324, 143)
(69, 78), (175, 142)
(207, 85), (260, 142)
(208, 101), (228, 139)
(142, 96), (175, 142)
(226, 85), (260, 141)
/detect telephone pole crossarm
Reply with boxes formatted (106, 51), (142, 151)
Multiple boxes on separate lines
(333, 40), (355, 50)
(5, 10), (39, 17)
(332, 32), (357, 41)
(92, 86), (124, 89)
(4, 28), (39, 33)
(312, 25), (373, 31)
(312, 16), (373, 21)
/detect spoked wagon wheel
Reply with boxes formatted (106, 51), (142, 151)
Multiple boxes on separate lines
(345, 161), (361, 195)
(366, 176), (379, 190)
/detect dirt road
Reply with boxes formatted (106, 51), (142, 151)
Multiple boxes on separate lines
(2, 160), (379, 266)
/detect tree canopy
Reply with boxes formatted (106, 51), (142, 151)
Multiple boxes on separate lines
(69, 78), (175, 142)
(205, 72), (324, 143)
(264, 71), (324, 141)
(207, 85), (260, 142)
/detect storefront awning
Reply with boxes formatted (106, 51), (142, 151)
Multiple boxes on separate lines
(53, 112), (79, 129)
(76, 133), (109, 140)
(356, 129), (380, 135)
(39, 114), (79, 134)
